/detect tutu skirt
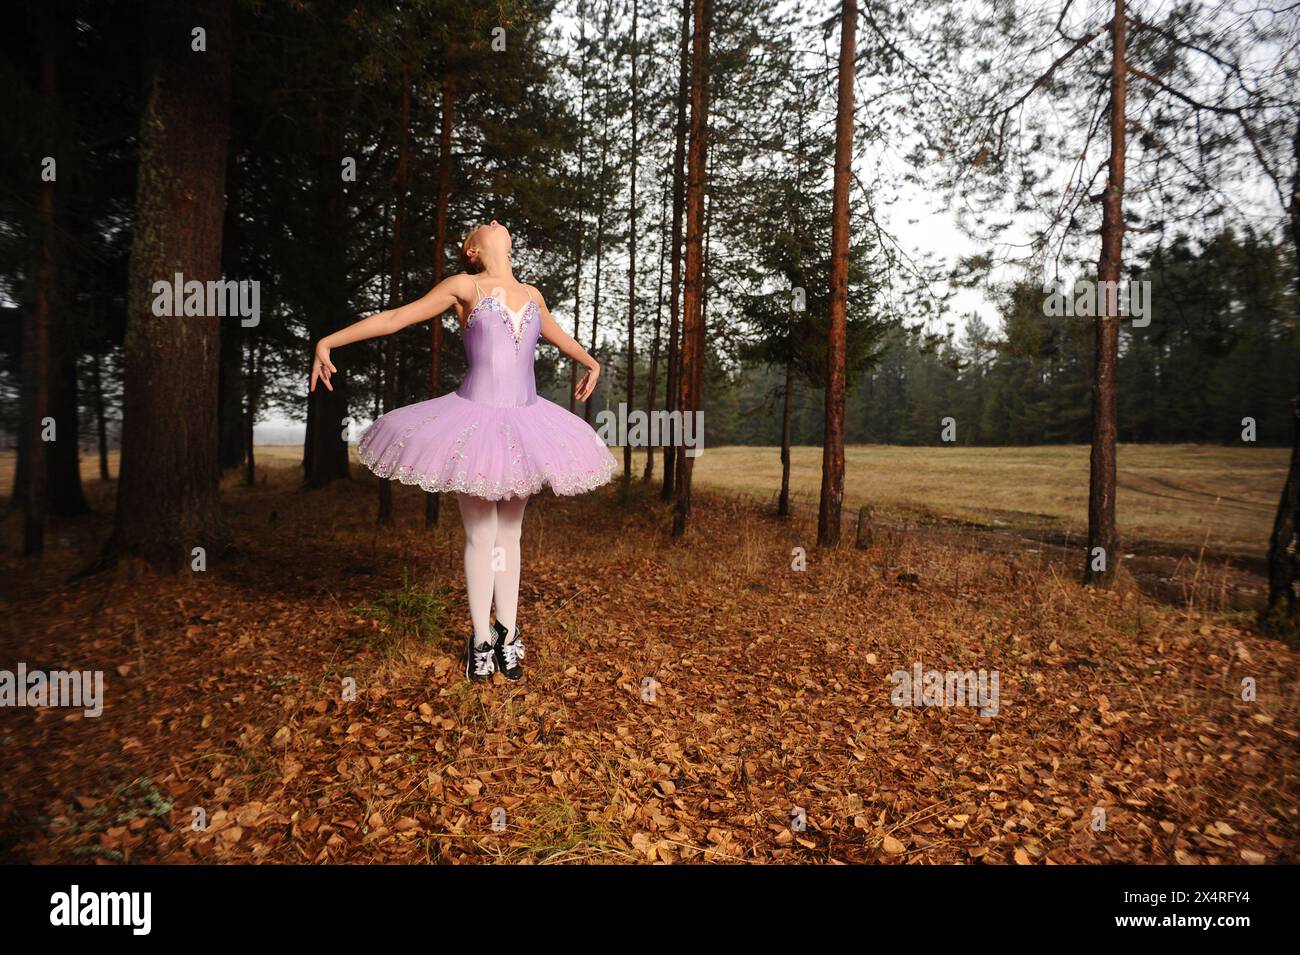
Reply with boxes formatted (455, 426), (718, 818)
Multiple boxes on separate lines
(357, 392), (618, 501)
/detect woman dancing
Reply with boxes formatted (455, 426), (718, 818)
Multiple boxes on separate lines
(309, 220), (616, 682)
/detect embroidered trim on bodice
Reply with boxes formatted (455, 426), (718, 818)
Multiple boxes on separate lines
(466, 282), (537, 351)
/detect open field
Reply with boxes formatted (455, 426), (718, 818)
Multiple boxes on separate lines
(2, 457), (1297, 864)
(687, 444), (1288, 560)
(23, 442), (1281, 559)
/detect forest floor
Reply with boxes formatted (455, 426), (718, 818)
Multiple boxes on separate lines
(1, 452), (1297, 864)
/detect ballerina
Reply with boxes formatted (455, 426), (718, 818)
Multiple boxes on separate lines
(309, 220), (617, 682)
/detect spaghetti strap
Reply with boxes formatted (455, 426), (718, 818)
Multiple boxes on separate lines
(471, 277), (486, 308)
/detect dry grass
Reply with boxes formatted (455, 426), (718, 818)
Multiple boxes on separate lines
(687, 444), (1287, 558)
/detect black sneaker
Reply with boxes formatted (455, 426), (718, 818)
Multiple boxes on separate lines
(492, 620), (525, 681)
(466, 634), (496, 682)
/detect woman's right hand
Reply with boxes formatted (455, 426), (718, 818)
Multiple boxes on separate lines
(575, 361), (600, 402)
(310, 341), (337, 392)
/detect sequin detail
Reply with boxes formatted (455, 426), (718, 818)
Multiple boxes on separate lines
(466, 295), (536, 352)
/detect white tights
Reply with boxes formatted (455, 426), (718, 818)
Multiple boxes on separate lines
(457, 493), (529, 647)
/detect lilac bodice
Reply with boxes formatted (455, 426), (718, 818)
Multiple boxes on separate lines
(455, 290), (541, 408)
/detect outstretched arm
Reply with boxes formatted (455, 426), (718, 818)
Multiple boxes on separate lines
(311, 273), (474, 392)
(533, 286), (600, 403)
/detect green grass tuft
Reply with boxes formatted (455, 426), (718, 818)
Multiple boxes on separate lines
(352, 568), (453, 646)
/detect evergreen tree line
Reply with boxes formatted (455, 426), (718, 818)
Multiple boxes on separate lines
(623, 228), (1295, 449)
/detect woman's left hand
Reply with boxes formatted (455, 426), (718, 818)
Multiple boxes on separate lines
(575, 362), (600, 402)
(310, 341), (337, 393)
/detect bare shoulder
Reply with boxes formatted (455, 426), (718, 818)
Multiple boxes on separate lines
(525, 283), (548, 309)
(447, 272), (478, 306)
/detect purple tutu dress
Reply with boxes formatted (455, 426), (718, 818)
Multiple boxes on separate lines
(357, 280), (618, 500)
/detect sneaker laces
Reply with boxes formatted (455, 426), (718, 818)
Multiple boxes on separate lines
(472, 643), (496, 677)
(498, 623), (524, 661)
(501, 637), (523, 671)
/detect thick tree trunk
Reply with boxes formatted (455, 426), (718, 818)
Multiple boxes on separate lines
(303, 99), (352, 488)
(671, 0), (711, 538)
(1085, 0), (1127, 586)
(18, 1), (58, 553)
(1264, 118), (1300, 634)
(817, 0), (855, 548)
(303, 376), (350, 486)
(661, 0), (690, 501)
(101, 0), (233, 572)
